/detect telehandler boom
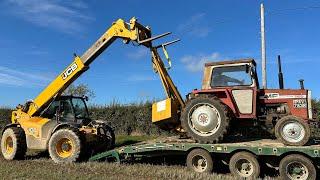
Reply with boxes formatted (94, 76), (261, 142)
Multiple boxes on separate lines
(1, 17), (183, 163)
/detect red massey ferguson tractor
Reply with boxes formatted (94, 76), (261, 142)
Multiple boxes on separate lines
(178, 58), (315, 146)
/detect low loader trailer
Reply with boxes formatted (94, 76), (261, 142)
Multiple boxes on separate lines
(89, 137), (320, 179)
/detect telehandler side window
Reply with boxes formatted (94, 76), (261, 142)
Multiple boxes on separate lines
(41, 100), (74, 122)
(71, 98), (89, 119)
(42, 101), (60, 119)
(60, 100), (74, 122)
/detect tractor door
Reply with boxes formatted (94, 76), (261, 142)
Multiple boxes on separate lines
(211, 64), (257, 117)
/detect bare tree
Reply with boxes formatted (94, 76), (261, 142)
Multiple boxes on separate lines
(63, 83), (95, 98)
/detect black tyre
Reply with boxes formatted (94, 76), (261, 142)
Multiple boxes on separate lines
(275, 116), (310, 146)
(95, 124), (115, 152)
(1, 127), (27, 160)
(229, 151), (260, 179)
(181, 96), (230, 143)
(186, 148), (213, 173)
(279, 154), (316, 180)
(48, 128), (82, 163)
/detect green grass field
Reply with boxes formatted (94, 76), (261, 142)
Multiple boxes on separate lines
(0, 158), (236, 180)
(0, 135), (279, 179)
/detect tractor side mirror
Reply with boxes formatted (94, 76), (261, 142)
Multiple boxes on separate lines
(245, 65), (250, 74)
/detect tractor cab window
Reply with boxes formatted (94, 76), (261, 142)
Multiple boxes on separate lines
(211, 65), (252, 87)
(71, 98), (89, 119)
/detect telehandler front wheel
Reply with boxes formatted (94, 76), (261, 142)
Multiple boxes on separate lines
(1, 127), (27, 160)
(48, 128), (82, 163)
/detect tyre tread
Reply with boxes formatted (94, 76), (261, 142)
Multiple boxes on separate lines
(181, 95), (230, 144)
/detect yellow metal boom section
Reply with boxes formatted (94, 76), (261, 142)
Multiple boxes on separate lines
(28, 57), (85, 116)
(151, 48), (185, 108)
(27, 17), (149, 116)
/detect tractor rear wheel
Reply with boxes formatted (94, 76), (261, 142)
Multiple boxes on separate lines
(275, 116), (310, 146)
(48, 128), (82, 163)
(1, 127), (27, 160)
(181, 96), (230, 143)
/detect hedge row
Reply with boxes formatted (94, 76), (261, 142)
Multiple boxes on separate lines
(1, 100), (319, 136)
(0, 108), (11, 129)
(89, 102), (168, 135)
(0, 103), (168, 136)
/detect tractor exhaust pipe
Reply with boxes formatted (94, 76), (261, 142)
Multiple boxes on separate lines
(277, 55), (284, 89)
(299, 79), (305, 90)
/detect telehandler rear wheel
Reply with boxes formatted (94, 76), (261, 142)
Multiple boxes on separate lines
(1, 127), (27, 160)
(181, 96), (230, 143)
(275, 116), (310, 146)
(48, 128), (82, 163)
(94, 124), (115, 153)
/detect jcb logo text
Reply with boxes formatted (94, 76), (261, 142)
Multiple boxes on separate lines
(62, 63), (78, 80)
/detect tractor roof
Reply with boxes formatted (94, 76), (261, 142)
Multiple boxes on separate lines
(205, 58), (256, 67)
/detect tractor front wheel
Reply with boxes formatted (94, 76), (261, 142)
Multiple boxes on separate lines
(181, 96), (230, 143)
(48, 128), (82, 163)
(275, 116), (310, 146)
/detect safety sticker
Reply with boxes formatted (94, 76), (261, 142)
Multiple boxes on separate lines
(157, 100), (166, 112)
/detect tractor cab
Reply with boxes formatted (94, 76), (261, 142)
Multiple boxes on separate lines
(200, 59), (259, 117)
(202, 59), (259, 89)
(42, 96), (91, 125)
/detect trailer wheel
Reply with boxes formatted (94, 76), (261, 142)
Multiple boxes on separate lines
(229, 151), (260, 179)
(187, 148), (213, 173)
(279, 154), (316, 180)
(275, 116), (310, 146)
(48, 128), (82, 163)
(1, 127), (27, 160)
(181, 96), (230, 143)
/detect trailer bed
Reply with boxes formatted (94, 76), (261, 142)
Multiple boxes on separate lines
(89, 136), (320, 162)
